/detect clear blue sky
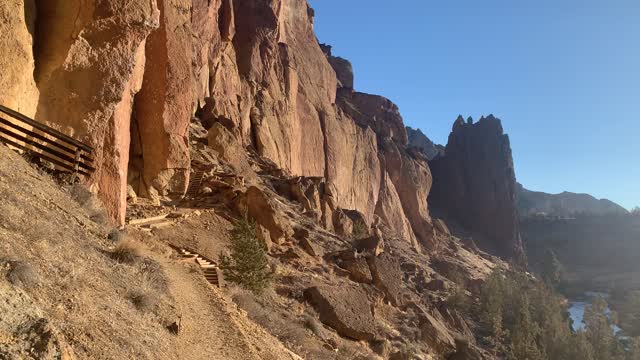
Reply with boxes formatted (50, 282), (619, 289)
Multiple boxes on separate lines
(309, 0), (639, 210)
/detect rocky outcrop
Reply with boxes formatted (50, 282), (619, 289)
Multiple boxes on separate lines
(231, 0), (336, 177)
(375, 172), (418, 247)
(380, 140), (436, 250)
(305, 285), (376, 341)
(406, 126), (444, 160)
(321, 44), (354, 89)
(324, 109), (381, 224)
(128, 0), (193, 200)
(235, 186), (294, 244)
(207, 123), (255, 180)
(368, 253), (404, 306)
(419, 312), (456, 355)
(34, 0), (160, 224)
(337, 90), (408, 146)
(429, 115), (525, 262)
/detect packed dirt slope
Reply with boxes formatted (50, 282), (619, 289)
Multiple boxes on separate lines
(0, 144), (301, 360)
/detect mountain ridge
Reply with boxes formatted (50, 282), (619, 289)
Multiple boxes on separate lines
(517, 182), (628, 217)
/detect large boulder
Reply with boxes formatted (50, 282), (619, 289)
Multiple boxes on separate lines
(235, 186), (293, 244)
(429, 115), (525, 262)
(367, 253), (404, 306)
(338, 258), (373, 284)
(419, 312), (457, 355)
(304, 285), (376, 341)
(207, 122), (256, 180)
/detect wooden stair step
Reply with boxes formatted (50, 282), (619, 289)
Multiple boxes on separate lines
(128, 214), (168, 226)
(145, 221), (174, 229)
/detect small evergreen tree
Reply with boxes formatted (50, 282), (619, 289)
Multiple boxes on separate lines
(508, 293), (544, 360)
(219, 216), (273, 294)
(622, 291), (640, 337)
(627, 337), (640, 360)
(563, 331), (595, 360)
(478, 270), (508, 355)
(584, 297), (624, 360)
(541, 248), (562, 289)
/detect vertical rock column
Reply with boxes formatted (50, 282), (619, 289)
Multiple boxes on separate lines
(130, 0), (193, 201)
(429, 115), (525, 262)
(34, 0), (160, 225)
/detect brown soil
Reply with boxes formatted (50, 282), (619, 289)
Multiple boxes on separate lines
(0, 144), (300, 360)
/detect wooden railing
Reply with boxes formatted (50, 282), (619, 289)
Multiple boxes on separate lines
(0, 104), (95, 177)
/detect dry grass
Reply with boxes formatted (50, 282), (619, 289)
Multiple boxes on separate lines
(129, 289), (158, 313)
(0, 144), (179, 358)
(107, 229), (124, 242)
(111, 239), (143, 264)
(68, 183), (110, 225)
(6, 261), (38, 288)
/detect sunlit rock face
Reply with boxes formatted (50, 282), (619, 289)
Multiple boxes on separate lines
(32, 0), (160, 224)
(429, 115), (525, 262)
(1, 0), (437, 243)
(0, 0), (39, 118)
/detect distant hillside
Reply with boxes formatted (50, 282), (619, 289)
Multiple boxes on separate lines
(517, 183), (628, 217)
(406, 126), (445, 160)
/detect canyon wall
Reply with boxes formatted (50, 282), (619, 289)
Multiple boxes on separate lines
(0, 0), (437, 251)
(429, 115), (525, 262)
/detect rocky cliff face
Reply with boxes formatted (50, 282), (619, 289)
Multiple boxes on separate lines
(429, 115), (525, 262)
(0, 0), (436, 251)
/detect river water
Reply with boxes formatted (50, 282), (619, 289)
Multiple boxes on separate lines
(567, 291), (622, 334)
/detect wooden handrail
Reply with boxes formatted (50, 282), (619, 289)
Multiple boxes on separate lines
(0, 104), (93, 153)
(0, 104), (95, 176)
(0, 116), (93, 164)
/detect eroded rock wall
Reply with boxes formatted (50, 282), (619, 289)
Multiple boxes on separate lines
(1, 0), (436, 243)
(129, 0), (192, 199)
(0, 0), (39, 117)
(34, 0), (160, 224)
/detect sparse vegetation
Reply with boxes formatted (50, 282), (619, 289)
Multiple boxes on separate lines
(6, 261), (38, 288)
(111, 239), (142, 264)
(351, 219), (368, 239)
(68, 183), (110, 225)
(129, 290), (158, 313)
(220, 216), (273, 294)
(446, 270), (472, 313)
(107, 228), (124, 242)
(477, 269), (632, 360)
